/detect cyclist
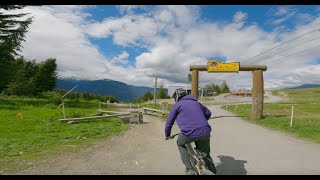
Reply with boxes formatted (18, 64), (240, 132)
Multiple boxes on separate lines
(165, 88), (216, 175)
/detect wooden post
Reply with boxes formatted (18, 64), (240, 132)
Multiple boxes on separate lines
(154, 77), (157, 109)
(251, 70), (264, 120)
(62, 102), (66, 119)
(191, 69), (199, 99)
(290, 106), (294, 127)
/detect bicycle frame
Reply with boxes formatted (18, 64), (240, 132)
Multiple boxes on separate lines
(167, 133), (214, 175)
(186, 143), (207, 175)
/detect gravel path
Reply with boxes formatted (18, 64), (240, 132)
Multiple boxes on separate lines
(15, 93), (320, 175)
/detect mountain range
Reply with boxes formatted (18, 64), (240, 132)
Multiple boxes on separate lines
(56, 79), (168, 102)
(286, 84), (320, 90)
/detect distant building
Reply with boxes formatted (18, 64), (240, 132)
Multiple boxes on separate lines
(231, 90), (252, 97)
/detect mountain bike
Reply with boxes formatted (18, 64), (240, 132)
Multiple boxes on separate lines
(167, 133), (215, 175)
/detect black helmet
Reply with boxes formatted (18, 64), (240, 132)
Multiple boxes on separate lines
(173, 88), (187, 102)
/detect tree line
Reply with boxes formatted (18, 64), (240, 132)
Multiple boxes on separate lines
(203, 80), (230, 96)
(54, 90), (118, 103)
(133, 84), (169, 103)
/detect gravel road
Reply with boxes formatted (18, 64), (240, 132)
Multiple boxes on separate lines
(16, 94), (320, 175)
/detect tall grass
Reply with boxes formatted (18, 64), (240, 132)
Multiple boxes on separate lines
(0, 97), (127, 174)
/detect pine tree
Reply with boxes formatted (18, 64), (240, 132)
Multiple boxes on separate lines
(157, 84), (168, 99)
(143, 91), (153, 101)
(0, 5), (33, 57)
(220, 80), (230, 93)
(6, 58), (37, 96)
(0, 5), (33, 91)
(33, 58), (57, 93)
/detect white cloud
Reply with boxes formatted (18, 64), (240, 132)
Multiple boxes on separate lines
(268, 6), (297, 26)
(275, 6), (291, 16)
(233, 11), (247, 23)
(15, 6), (108, 80)
(273, 25), (286, 32)
(272, 11), (297, 25)
(111, 51), (129, 64)
(85, 14), (159, 47)
(116, 5), (146, 15)
(14, 5), (320, 90)
(295, 13), (315, 25)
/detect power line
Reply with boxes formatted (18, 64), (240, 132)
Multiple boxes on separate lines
(255, 35), (320, 64)
(241, 28), (320, 64)
(206, 28), (320, 84)
(219, 44), (320, 81)
(265, 44), (320, 65)
(214, 29), (320, 79)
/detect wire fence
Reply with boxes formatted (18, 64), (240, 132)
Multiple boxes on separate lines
(220, 103), (320, 128)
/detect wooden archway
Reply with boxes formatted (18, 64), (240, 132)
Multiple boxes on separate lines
(189, 64), (267, 120)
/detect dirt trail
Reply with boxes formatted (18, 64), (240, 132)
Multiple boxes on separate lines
(17, 115), (184, 175)
(16, 93), (320, 175)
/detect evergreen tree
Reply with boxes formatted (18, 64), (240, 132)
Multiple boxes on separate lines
(6, 58), (37, 96)
(0, 5), (33, 91)
(220, 80), (230, 93)
(0, 5), (33, 57)
(143, 91), (153, 101)
(157, 84), (168, 99)
(33, 58), (57, 93)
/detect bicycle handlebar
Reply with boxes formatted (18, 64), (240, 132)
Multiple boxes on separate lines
(166, 133), (180, 140)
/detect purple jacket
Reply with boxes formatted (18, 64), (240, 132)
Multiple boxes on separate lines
(165, 95), (212, 138)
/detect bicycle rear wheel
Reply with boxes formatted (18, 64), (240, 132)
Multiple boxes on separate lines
(200, 169), (215, 175)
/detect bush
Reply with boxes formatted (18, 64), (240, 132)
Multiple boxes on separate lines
(68, 111), (85, 118)
(40, 91), (62, 105)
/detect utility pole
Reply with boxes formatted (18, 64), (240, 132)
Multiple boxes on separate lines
(154, 77), (157, 109)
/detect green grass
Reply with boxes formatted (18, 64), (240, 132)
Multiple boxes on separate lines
(0, 97), (128, 174)
(221, 87), (320, 143)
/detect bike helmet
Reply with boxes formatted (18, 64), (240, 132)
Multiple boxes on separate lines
(173, 88), (187, 102)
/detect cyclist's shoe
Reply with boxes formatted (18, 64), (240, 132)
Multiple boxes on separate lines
(185, 167), (196, 175)
(207, 164), (216, 174)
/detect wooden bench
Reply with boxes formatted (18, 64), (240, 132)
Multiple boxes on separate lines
(59, 113), (130, 122)
(142, 107), (167, 116)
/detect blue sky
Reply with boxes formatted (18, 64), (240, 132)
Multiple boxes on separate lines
(11, 5), (320, 89)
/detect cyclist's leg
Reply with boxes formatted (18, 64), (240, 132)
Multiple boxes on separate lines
(194, 135), (216, 174)
(177, 133), (195, 172)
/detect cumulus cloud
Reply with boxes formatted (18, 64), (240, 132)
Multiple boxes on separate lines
(14, 5), (320, 90)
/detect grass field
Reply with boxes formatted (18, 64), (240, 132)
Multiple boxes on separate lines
(221, 88), (320, 143)
(0, 97), (128, 174)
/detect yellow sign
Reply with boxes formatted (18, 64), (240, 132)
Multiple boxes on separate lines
(207, 59), (239, 73)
